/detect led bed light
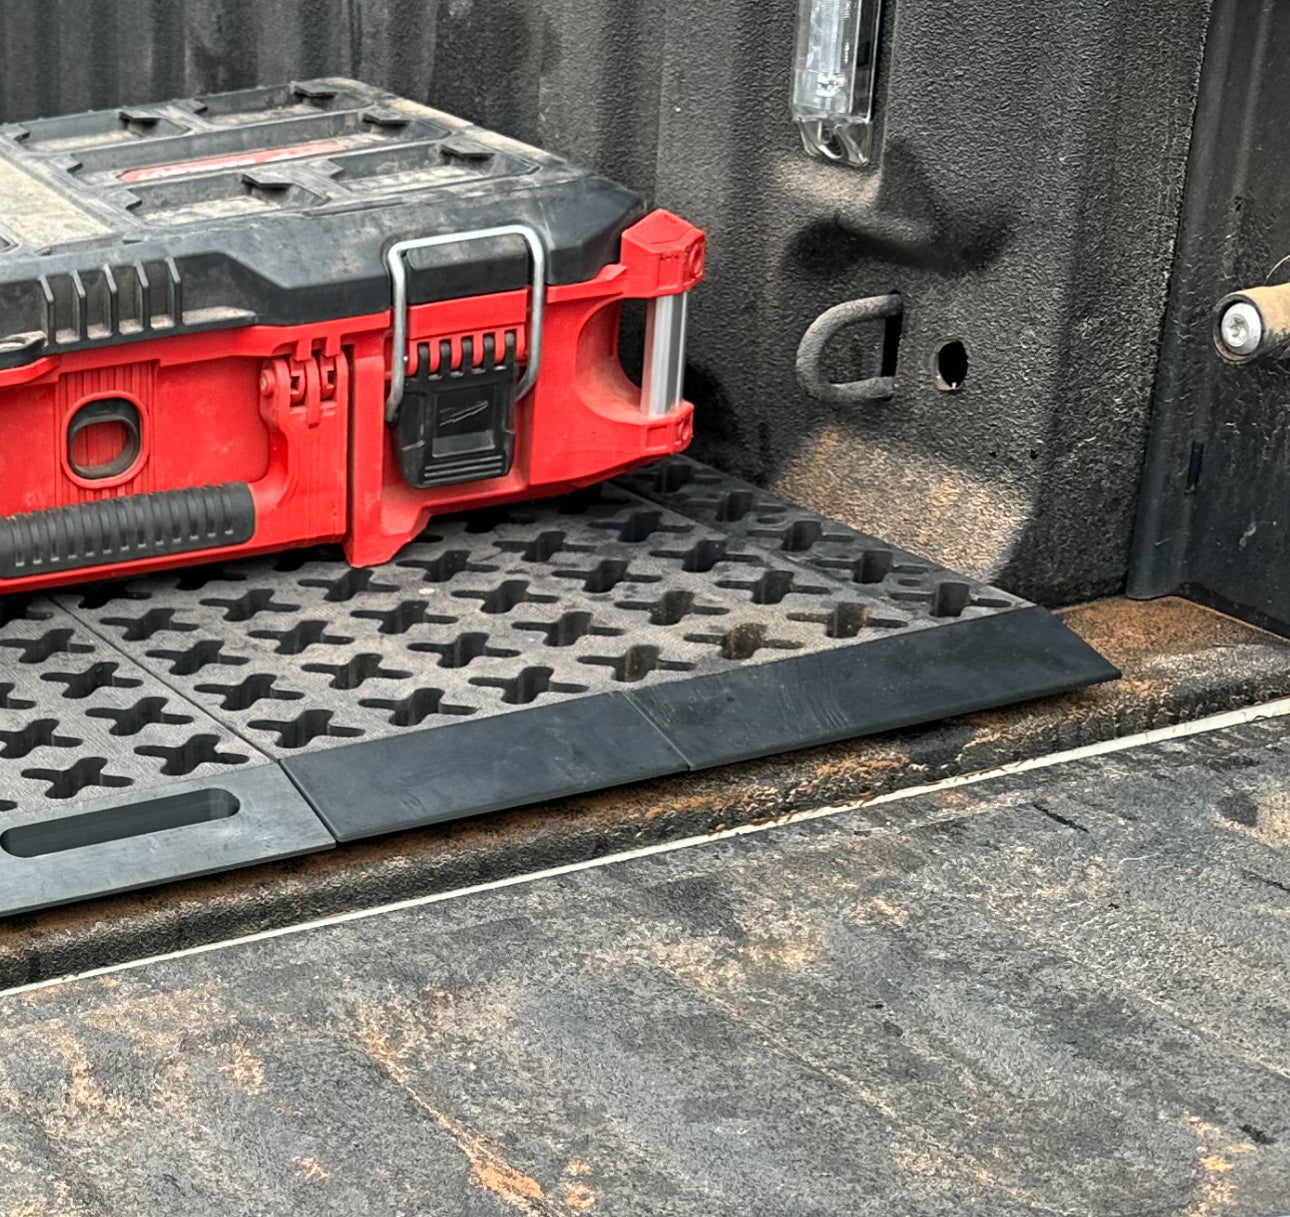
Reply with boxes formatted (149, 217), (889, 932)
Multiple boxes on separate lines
(791, 0), (884, 166)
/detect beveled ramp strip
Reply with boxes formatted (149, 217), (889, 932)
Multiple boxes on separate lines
(284, 607), (1116, 839)
(284, 693), (688, 842)
(626, 606), (1118, 771)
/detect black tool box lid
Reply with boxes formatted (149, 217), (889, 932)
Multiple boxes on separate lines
(0, 79), (644, 362)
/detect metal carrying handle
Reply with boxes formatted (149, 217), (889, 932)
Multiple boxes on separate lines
(385, 224), (547, 421)
(796, 292), (902, 405)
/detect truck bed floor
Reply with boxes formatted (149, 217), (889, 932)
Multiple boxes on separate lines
(2, 710), (1289, 1213)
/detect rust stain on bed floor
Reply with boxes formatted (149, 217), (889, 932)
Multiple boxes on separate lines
(354, 998), (565, 1216)
(218, 1042), (267, 1094)
(293, 1155), (332, 1182)
(1182, 1116), (1261, 1216)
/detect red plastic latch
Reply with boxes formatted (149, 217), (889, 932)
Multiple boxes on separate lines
(619, 210), (706, 295)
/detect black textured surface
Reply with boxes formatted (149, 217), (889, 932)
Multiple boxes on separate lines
(59, 459), (1047, 770)
(0, 599), (268, 813)
(0, 482), (256, 577)
(1129, 0), (1290, 635)
(0, 459), (1113, 914)
(0, 0), (1214, 604)
(3, 715), (1290, 1213)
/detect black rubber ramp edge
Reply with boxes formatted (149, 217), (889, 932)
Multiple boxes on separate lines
(0, 482), (255, 577)
(629, 606), (1118, 770)
(286, 607), (1117, 841)
(285, 693), (690, 842)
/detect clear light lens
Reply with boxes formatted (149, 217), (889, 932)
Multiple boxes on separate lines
(791, 0), (883, 166)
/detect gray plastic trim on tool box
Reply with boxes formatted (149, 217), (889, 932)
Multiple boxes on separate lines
(0, 458), (1117, 916)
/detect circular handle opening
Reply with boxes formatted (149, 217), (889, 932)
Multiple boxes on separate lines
(67, 397), (142, 481)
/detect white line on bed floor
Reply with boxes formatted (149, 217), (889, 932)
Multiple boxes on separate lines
(6, 693), (1290, 1001)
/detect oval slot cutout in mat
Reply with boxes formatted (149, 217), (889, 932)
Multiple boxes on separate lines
(1, 788), (239, 858)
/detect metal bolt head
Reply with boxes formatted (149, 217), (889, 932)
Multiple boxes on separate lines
(1220, 301), (1264, 357)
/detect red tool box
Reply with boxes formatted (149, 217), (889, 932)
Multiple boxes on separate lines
(0, 79), (703, 592)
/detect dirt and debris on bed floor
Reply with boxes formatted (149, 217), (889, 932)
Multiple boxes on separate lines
(2, 709), (1290, 1214)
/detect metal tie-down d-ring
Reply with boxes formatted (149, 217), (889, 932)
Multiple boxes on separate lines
(796, 292), (903, 405)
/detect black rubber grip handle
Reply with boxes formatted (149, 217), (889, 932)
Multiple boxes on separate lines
(0, 482), (256, 578)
